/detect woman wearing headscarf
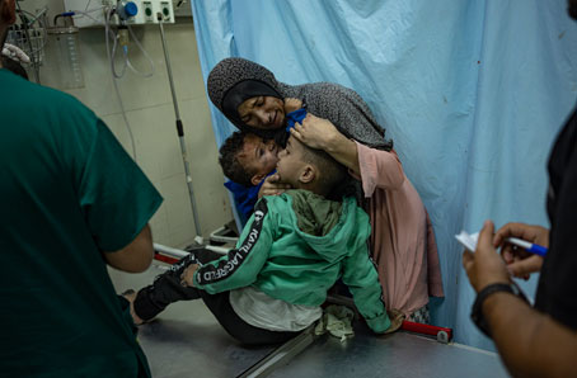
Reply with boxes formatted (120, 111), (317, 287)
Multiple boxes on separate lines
(208, 57), (444, 322)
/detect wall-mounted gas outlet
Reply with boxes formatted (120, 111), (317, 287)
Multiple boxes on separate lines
(160, 1), (172, 22)
(63, 0), (175, 27)
(142, 1), (154, 22)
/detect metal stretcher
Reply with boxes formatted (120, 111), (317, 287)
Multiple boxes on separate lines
(108, 246), (509, 378)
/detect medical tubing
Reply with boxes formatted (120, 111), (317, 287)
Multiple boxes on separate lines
(20, 6), (47, 26)
(16, 7), (48, 57)
(67, 8), (106, 25)
(104, 9), (127, 79)
(111, 73), (137, 160)
(126, 23), (155, 78)
(103, 7), (137, 160)
(70, 8), (154, 79)
(53, 12), (75, 25)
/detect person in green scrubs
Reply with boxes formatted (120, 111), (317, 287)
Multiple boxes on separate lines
(0, 0), (163, 376)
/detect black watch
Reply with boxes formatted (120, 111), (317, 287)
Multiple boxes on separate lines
(471, 282), (529, 338)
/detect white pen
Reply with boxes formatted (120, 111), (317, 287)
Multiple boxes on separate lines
(456, 231), (549, 257)
(506, 237), (548, 257)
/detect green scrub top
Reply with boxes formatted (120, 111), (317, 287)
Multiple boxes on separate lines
(0, 69), (163, 377)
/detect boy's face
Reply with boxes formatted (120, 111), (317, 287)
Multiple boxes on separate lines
(237, 134), (279, 186)
(276, 136), (306, 186)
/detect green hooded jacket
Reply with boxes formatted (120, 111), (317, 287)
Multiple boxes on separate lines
(194, 190), (390, 333)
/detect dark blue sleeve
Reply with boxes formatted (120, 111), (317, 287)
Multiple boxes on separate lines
(224, 170), (277, 227)
(224, 181), (254, 225)
(285, 108), (308, 132)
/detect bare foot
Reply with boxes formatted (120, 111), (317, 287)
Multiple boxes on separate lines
(122, 290), (145, 326)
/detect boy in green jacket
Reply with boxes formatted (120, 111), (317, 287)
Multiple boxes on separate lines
(126, 136), (400, 345)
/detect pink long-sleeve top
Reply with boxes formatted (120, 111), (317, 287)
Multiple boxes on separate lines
(353, 141), (444, 316)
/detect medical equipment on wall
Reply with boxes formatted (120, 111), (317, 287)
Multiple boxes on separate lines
(46, 15), (84, 89)
(5, 2), (48, 83)
(66, 0), (203, 243)
(50, 2), (157, 160)
(12, 0), (203, 243)
(63, 0), (175, 28)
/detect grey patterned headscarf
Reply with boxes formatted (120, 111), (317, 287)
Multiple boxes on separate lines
(207, 57), (393, 151)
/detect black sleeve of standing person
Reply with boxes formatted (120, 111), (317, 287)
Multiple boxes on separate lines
(534, 106), (577, 331)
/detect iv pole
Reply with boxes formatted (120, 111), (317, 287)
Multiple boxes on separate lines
(157, 13), (203, 245)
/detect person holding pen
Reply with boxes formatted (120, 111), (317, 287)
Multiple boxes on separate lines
(462, 3), (577, 372)
(463, 114), (577, 376)
(462, 100), (577, 375)
(494, 223), (549, 280)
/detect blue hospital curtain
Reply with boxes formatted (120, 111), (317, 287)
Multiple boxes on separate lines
(191, 0), (577, 350)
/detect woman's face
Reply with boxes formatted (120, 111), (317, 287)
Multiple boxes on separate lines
(237, 96), (285, 130)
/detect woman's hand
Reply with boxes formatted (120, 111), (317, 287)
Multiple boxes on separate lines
(291, 113), (361, 174)
(493, 222), (549, 279)
(258, 173), (292, 198)
(284, 98), (303, 114)
(291, 114), (342, 151)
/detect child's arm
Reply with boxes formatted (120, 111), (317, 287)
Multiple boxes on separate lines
(190, 198), (277, 294)
(341, 240), (391, 334)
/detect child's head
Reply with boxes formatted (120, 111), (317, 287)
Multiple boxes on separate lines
(276, 135), (347, 197)
(219, 131), (279, 187)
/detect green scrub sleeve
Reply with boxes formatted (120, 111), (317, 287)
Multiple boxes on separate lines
(78, 120), (163, 252)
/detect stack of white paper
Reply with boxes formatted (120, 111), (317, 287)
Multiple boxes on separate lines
(455, 231), (480, 252)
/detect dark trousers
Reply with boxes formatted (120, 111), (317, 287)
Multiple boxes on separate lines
(133, 248), (298, 346)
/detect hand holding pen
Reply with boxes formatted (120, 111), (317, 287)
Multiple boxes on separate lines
(493, 222), (550, 280)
